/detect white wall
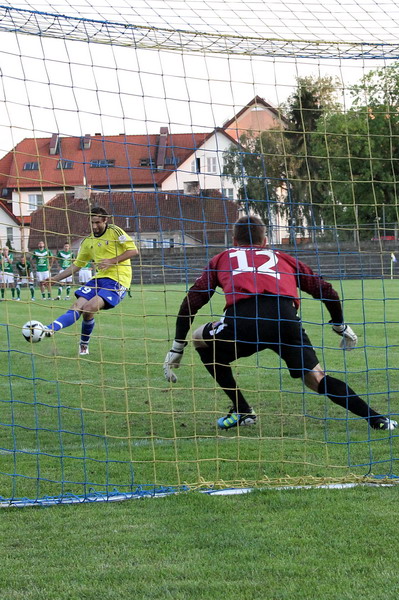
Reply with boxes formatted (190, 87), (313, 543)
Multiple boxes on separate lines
(0, 211), (26, 251)
(11, 189), (60, 218)
(160, 131), (239, 199)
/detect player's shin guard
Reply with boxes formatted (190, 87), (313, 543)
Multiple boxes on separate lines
(195, 346), (251, 414)
(47, 309), (81, 332)
(318, 375), (379, 419)
(80, 318), (95, 344)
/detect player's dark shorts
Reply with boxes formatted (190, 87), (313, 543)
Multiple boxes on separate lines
(201, 295), (319, 379)
(75, 277), (127, 309)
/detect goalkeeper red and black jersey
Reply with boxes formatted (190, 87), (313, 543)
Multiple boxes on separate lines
(175, 245), (343, 341)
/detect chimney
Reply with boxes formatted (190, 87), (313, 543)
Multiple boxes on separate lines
(49, 133), (60, 155)
(156, 126), (169, 171)
(74, 186), (91, 200)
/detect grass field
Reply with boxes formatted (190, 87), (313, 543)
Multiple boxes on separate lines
(1, 279), (399, 504)
(1, 280), (399, 600)
(1, 486), (399, 599)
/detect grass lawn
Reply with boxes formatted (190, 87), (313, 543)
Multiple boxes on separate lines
(1, 279), (398, 503)
(1, 280), (399, 600)
(1, 486), (399, 600)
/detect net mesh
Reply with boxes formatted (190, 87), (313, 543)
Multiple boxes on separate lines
(1, 0), (399, 506)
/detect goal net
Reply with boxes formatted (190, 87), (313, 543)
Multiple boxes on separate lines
(0, 0), (398, 506)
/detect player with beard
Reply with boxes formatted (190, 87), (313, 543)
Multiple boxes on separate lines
(39, 206), (138, 355)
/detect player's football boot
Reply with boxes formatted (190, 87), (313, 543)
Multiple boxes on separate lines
(217, 408), (257, 430)
(369, 416), (398, 431)
(79, 343), (89, 356)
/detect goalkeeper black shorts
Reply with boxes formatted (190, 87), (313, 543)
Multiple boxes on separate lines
(201, 294), (319, 379)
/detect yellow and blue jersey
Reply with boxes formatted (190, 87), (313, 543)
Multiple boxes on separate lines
(74, 224), (136, 289)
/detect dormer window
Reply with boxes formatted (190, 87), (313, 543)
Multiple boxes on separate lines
(139, 158), (155, 168)
(57, 160), (74, 169)
(90, 159), (115, 168)
(23, 161), (39, 170)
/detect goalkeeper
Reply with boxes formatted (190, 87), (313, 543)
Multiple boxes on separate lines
(164, 215), (397, 432)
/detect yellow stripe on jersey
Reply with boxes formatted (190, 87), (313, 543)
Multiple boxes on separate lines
(74, 224), (136, 288)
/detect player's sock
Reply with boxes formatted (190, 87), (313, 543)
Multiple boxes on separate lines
(1, 288), (4, 299)
(318, 375), (380, 419)
(196, 346), (251, 414)
(16, 285), (21, 299)
(57, 286), (62, 298)
(80, 318), (95, 344)
(41, 292), (46, 299)
(11, 287), (15, 299)
(47, 292), (51, 299)
(66, 286), (71, 297)
(29, 285), (35, 299)
(47, 309), (81, 332)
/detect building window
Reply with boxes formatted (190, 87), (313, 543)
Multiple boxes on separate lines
(184, 181), (200, 195)
(90, 159), (115, 168)
(6, 227), (13, 244)
(222, 188), (234, 200)
(28, 194), (44, 211)
(191, 158), (201, 173)
(57, 160), (74, 169)
(139, 158), (155, 168)
(206, 156), (218, 174)
(23, 162), (39, 171)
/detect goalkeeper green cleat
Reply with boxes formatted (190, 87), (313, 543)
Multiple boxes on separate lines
(369, 416), (398, 431)
(217, 409), (257, 430)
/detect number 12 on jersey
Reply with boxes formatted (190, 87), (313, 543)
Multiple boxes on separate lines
(229, 249), (280, 279)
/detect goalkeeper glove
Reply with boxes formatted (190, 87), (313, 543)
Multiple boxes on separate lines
(330, 322), (358, 350)
(163, 340), (187, 383)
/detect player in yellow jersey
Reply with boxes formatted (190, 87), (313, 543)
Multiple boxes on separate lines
(38, 206), (138, 356)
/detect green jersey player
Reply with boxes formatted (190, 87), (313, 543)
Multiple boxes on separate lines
(55, 243), (75, 300)
(15, 255), (35, 300)
(0, 246), (16, 300)
(31, 241), (54, 300)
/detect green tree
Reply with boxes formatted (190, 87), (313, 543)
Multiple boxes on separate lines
(351, 63), (399, 109)
(222, 126), (291, 231)
(223, 76), (340, 241)
(311, 64), (399, 239)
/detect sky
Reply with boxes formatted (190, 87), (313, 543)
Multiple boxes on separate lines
(0, 0), (398, 156)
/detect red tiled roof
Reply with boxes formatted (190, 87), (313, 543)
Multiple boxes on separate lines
(222, 95), (288, 129)
(28, 190), (239, 249)
(0, 132), (211, 191)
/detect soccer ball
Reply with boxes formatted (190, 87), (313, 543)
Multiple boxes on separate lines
(22, 320), (46, 343)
